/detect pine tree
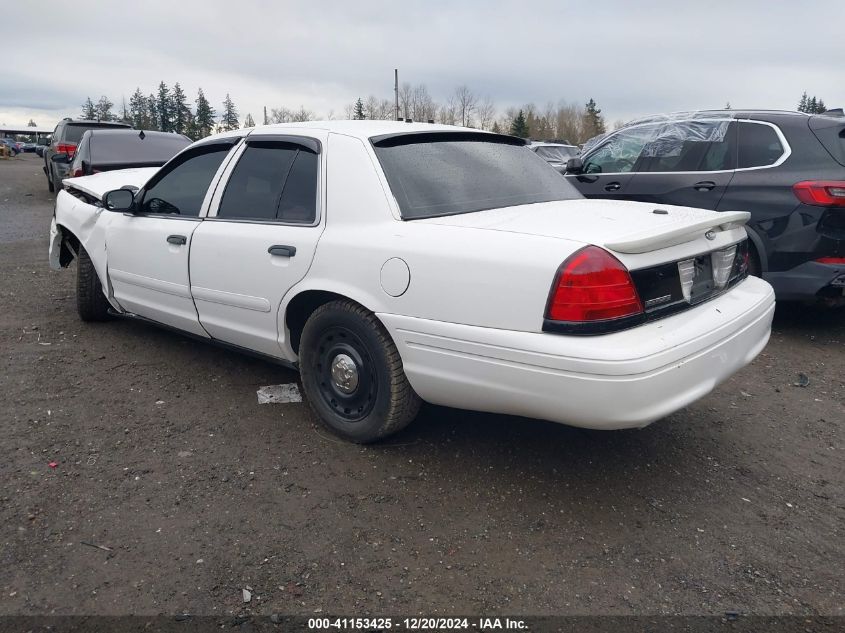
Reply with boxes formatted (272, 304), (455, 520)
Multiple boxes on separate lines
(156, 82), (172, 132)
(27, 119), (37, 127)
(81, 97), (96, 120)
(170, 83), (191, 135)
(194, 88), (216, 139)
(129, 88), (147, 128)
(491, 121), (501, 134)
(353, 97), (365, 120)
(220, 94), (239, 131)
(816, 98), (826, 114)
(244, 113), (255, 128)
(94, 96), (114, 121)
(798, 91), (808, 113)
(583, 98), (606, 138)
(510, 110), (529, 138)
(808, 96), (818, 114)
(147, 94), (160, 131)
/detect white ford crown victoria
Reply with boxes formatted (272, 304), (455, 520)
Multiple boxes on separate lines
(50, 121), (775, 442)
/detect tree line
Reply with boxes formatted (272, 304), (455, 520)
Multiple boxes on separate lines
(81, 83), (240, 140)
(76, 83), (833, 145)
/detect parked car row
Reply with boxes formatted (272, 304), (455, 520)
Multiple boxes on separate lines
(49, 121), (775, 443)
(561, 109), (845, 304)
(43, 118), (191, 192)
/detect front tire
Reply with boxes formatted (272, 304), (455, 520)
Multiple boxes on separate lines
(299, 299), (421, 443)
(76, 246), (112, 322)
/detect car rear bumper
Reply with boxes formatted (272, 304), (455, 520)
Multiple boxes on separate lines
(765, 260), (845, 301)
(379, 276), (775, 430)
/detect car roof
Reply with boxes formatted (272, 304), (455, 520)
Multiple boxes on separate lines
(197, 120), (492, 144)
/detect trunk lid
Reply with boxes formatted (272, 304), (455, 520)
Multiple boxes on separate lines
(416, 199), (749, 255)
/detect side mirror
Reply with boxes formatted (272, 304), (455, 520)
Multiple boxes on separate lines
(565, 157), (584, 174)
(51, 153), (69, 163)
(103, 189), (135, 212)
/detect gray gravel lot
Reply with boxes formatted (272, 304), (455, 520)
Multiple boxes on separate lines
(1, 154), (843, 617)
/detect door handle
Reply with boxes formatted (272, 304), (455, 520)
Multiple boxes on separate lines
(604, 182), (621, 192)
(167, 234), (187, 245)
(268, 245), (296, 257)
(693, 181), (716, 191)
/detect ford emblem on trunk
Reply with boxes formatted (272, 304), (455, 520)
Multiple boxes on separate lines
(705, 230), (717, 241)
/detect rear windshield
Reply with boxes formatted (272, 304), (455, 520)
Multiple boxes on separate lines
(809, 116), (845, 167)
(64, 123), (130, 144)
(91, 132), (191, 165)
(373, 134), (581, 219)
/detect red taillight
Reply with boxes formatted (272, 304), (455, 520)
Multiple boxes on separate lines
(71, 168), (83, 177)
(816, 257), (845, 265)
(793, 181), (845, 207)
(56, 142), (77, 157)
(546, 246), (643, 322)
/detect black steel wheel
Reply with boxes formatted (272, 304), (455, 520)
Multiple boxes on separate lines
(299, 299), (421, 443)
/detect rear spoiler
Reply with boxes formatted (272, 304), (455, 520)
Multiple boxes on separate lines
(604, 211), (750, 254)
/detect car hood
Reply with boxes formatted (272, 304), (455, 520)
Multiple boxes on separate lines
(415, 199), (750, 254)
(62, 167), (159, 200)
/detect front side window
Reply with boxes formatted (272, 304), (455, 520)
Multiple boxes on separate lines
(738, 122), (785, 168)
(583, 123), (663, 174)
(638, 120), (735, 172)
(373, 133), (581, 220)
(217, 142), (318, 223)
(140, 145), (231, 216)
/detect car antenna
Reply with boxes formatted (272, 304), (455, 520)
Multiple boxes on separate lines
(138, 130), (146, 139)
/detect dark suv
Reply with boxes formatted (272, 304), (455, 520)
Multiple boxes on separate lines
(566, 110), (845, 303)
(44, 118), (131, 192)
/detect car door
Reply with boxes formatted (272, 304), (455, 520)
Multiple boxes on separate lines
(189, 134), (325, 357)
(567, 122), (663, 199)
(625, 119), (737, 209)
(105, 141), (237, 336)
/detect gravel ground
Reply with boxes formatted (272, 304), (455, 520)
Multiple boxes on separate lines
(1, 154), (843, 617)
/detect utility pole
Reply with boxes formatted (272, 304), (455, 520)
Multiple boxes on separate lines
(263, 106), (268, 125)
(394, 68), (400, 121)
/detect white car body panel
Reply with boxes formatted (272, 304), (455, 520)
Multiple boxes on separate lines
(50, 121), (776, 432)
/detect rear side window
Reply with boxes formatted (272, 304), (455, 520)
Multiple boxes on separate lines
(373, 134), (581, 219)
(738, 122), (785, 168)
(140, 145), (231, 216)
(217, 143), (318, 223)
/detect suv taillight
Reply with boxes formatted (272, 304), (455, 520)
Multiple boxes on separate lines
(545, 246), (643, 323)
(56, 142), (77, 157)
(793, 181), (845, 207)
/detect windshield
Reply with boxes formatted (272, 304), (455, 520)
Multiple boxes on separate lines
(91, 132), (191, 164)
(373, 134), (582, 220)
(535, 146), (576, 162)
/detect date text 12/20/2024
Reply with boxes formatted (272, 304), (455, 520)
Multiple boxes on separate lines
(307, 617), (527, 630)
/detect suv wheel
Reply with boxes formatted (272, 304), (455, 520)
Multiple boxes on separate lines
(46, 161), (55, 192)
(299, 299), (421, 443)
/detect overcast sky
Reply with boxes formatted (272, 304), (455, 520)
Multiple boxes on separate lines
(2, 0), (843, 129)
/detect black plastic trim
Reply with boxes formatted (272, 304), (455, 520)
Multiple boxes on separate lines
(371, 130), (527, 148)
(245, 134), (321, 154)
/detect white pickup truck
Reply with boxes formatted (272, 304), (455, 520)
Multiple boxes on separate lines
(50, 121), (775, 442)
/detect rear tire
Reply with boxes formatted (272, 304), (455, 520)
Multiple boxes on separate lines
(46, 163), (55, 192)
(298, 299), (421, 443)
(747, 242), (762, 278)
(76, 246), (112, 322)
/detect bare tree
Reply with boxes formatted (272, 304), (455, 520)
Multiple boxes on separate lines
(438, 95), (458, 125)
(399, 82), (414, 120)
(476, 96), (496, 131)
(454, 85), (478, 127)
